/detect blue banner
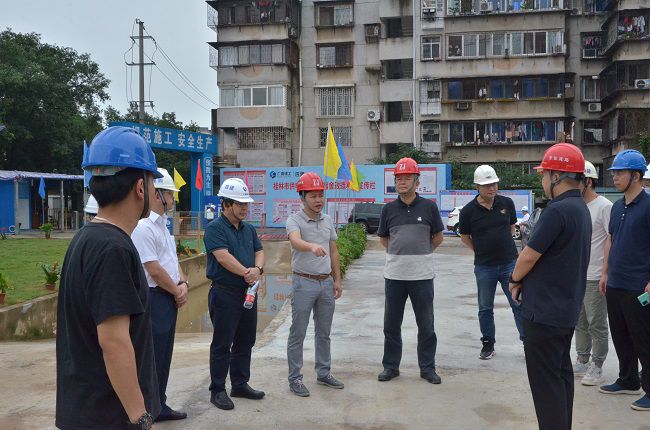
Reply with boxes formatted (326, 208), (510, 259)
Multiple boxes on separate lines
(109, 121), (218, 155)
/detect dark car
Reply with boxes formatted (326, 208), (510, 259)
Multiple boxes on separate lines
(348, 202), (385, 233)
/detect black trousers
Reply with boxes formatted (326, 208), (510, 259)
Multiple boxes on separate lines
(606, 288), (650, 394)
(150, 287), (178, 409)
(382, 278), (437, 373)
(523, 318), (574, 430)
(208, 284), (257, 392)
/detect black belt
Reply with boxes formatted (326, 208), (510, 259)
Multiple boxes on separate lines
(152, 286), (172, 294)
(293, 272), (331, 281)
(212, 282), (246, 294)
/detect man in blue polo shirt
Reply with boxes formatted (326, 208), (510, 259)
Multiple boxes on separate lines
(598, 150), (650, 412)
(377, 157), (445, 385)
(508, 143), (591, 430)
(204, 178), (265, 411)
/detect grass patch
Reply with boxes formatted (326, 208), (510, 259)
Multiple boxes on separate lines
(0, 238), (71, 306)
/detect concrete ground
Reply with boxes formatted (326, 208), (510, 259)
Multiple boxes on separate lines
(1, 237), (649, 429)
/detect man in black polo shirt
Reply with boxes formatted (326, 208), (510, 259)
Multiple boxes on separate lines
(377, 157), (445, 385)
(509, 143), (591, 430)
(204, 178), (265, 410)
(599, 150), (650, 412)
(459, 164), (523, 360)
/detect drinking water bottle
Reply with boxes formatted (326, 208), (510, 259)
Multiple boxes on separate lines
(243, 280), (260, 309)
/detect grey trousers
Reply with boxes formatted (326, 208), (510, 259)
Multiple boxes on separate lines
(287, 275), (335, 382)
(575, 280), (609, 367)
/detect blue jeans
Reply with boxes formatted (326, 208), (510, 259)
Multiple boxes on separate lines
(382, 278), (437, 372)
(474, 260), (523, 343)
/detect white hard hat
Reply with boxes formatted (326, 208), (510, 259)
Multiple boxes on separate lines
(644, 163), (650, 180)
(584, 161), (599, 179)
(153, 168), (180, 192)
(521, 206), (529, 212)
(474, 165), (500, 185)
(218, 178), (254, 203)
(84, 195), (98, 214)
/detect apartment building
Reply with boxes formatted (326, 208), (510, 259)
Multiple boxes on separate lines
(207, 0), (650, 178)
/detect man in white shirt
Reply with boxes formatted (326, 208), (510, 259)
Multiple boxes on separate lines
(132, 168), (189, 422)
(573, 161), (612, 386)
(520, 206), (531, 247)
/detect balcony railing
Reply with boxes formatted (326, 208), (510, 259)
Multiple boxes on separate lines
(446, 0), (565, 16)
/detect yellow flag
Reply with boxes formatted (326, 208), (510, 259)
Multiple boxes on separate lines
(323, 126), (342, 179)
(173, 168), (187, 202)
(349, 161), (360, 192)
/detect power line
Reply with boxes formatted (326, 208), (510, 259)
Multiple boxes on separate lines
(143, 27), (218, 106)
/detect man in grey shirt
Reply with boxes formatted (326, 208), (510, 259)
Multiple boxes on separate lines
(286, 172), (343, 397)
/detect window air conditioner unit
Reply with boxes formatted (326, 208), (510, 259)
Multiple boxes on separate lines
(455, 101), (471, 111)
(554, 44), (565, 53)
(367, 109), (381, 122)
(587, 102), (601, 112)
(422, 6), (437, 16)
(480, 0), (494, 12)
(635, 79), (650, 89)
(572, 7), (582, 14)
(366, 25), (380, 37)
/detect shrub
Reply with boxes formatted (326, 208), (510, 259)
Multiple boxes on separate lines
(40, 261), (60, 284)
(337, 223), (367, 276)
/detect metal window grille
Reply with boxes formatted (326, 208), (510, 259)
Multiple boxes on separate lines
(237, 127), (290, 150)
(422, 36), (441, 60)
(319, 127), (353, 147)
(316, 87), (354, 117)
(421, 123), (441, 142)
(318, 45), (352, 67)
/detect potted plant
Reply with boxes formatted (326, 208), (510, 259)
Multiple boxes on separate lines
(40, 223), (54, 239)
(0, 273), (10, 305)
(41, 261), (60, 291)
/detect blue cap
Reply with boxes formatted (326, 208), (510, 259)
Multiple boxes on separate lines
(82, 127), (162, 178)
(608, 149), (648, 172)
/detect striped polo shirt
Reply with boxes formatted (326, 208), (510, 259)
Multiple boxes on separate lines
(377, 194), (444, 280)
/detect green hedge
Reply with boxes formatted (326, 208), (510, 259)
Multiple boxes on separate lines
(337, 223), (367, 276)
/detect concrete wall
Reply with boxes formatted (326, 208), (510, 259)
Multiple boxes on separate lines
(217, 106), (292, 129)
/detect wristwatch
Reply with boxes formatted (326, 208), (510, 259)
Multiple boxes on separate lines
(178, 280), (190, 288)
(255, 265), (264, 275)
(508, 275), (522, 284)
(126, 412), (153, 430)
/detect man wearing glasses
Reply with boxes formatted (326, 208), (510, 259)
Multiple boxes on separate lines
(204, 178), (266, 411)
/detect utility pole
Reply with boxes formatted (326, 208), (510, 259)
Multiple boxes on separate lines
(126, 19), (155, 124)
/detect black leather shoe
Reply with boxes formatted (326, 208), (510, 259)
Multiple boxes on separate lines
(210, 390), (234, 410)
(230, 383), (265, 400)
(378, 368), (400, 382)
(154, 407), (187, 422)
(421, 370), (442, 384)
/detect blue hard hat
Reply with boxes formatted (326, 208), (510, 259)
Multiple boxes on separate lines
(82, 126), (162, 178)
(608, 149), (647, 172)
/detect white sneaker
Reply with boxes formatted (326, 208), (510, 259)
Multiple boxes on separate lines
(582, 363), (604, 386)
(573, 360), (590, 376)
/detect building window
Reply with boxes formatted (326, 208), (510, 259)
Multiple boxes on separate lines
(383, 59), (413, 80)
(583, 120), (603, 145)
(446, 76), (565, 100)
(422, 36), (441, 60)
(584, 0), (608, 13)
(319, 127), (352, 147)
(581, 33), (604, 58)
(420, 80), (441, 115)
(447, 31), (563, 59)
(316, 87), (354, 117)
(385, 17), (413, 38)
(385, 101), (413, 122)
(220, 85), (287, 107)
(316, 4), (353, 27)
(421, 123), (441, 143)
(449, 120), (558, 144)
(421, 0), (443, 19)
(365, 24), (380, 43)
(317, 44), (353, 68)
(237, 127), (289, 150)
(218, 43), (290, 67)
(581, 77), (601, 101)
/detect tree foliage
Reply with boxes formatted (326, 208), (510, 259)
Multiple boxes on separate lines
(0, 30), (109, 173)
(449, 157), (543, 196)
(637, 133), (650, 161)
(369, 144), (434, 165)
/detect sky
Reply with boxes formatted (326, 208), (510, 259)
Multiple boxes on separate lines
(2, 0), (218, 127)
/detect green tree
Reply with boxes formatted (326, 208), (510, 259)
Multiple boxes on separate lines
(368, 143), (434, 165)
(449, 157), (543, 196)
(637, 133), (650, 160)
(0, 30), (109, 173)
